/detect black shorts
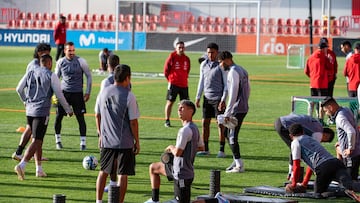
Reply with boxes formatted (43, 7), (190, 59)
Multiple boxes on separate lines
(173, 178), (193, 203)
(99, 148), (135, 175)
(27, 116), (49, 141)
(166, 84), (189, 102)
(57, 91), (86, 115)
(202, 97), (224, 119)
(310, 88), (328, 96)
(164, 162), (174, 181)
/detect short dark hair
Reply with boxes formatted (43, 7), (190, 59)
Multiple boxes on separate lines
(176, 41), (184, 46)
(341, 40), (352, 47)
(114, 64), (131, 83)
(321, 96), (336, 107)
(108, 55), (120, 69)
(207, 42), (219, 50)
(65, 41), (74, 47)
(218, 51), (233, 60)
(355, 43), (360, 50)
(103, 48), (109, 52)
(33, 43), (51, 58)
(323, 127), (335, 142)
(40, 54), (52, 66)
(180, 99), (196, 116)
(60, 15), (66, 20)
(288, 123), (303, 136)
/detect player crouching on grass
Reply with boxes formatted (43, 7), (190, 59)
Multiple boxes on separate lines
(286, 123), (360, 201)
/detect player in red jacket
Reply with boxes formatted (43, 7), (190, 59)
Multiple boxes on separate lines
(54, 15), (67, 61)
(320, 37), (338, 97)
(163, 41), (191, 127)
(344, 43), (360, 97)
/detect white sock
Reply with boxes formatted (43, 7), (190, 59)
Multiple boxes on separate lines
(55, 134), (61, 143)
(19, 160), (28, 169)
(110, 180), (117, 186)
(96, 200), (102, 203)
(80, 136), (86, 146)
(36, 165), (43, 172)
(234, 158), (242, 168)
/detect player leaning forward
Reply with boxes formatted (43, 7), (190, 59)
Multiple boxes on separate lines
(95, 64), (140, 203)
(286, 123), (360, 201)
(14, 54), (73, 180)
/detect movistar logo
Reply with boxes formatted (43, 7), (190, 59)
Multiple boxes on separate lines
(79, 33), (95, 47)
(173, 37), (207, 48)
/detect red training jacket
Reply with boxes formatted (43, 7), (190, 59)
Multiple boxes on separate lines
(326, 49), (338, 82)
(54, 22), (67, 45)
(343, 53), (360, 91)
(304, 49), (329, 89)
(163, 51), (191, 88)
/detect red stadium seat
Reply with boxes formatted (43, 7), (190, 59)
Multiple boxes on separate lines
(277, 18), (285, 27)
(40, 21), (47, 29)
(286, 18), (294, 27)
(241, 17), (248, 26)
(187, 15), (195, 24)
(15, 20), (24, 28)
(196, 24), (204, 32)
(177, 24), (185, 32)
(205, 24), (212, 32)
(32, 20), (40, 28)
(223, 17), (232, 25)
(240, 25), (248, 33)
(213, 24), (221, 32)
(277, 27), (284, 34)
(51, 13), (57, 21)
(150, 15), (158, 23)
(313, 27), (321, 35)
(303, 19), (310, 27)
(295, 27), (302, 35)
(135, 23), (143, 31)
(119, 14), (125, 22)
(260, 18), (266, 26)
(72, 21), (79, 29)
(332, 28), (340, 36)
(43, 13), (50, 21)
(332, 19), (340, 27)
(67, 13), (73, 21)
(24, 20), (31, 28)
(89, 22), (96, 29)
(205, 16), (214, 25)
(286, 27), (294, 35)
(222, 25), (232, 33)
(35, 12), (42, 20)
(148, 23), (157, 31)
(122, 22), (131, 31)
(26, 12), (33, 20)
(100, 14), (106, 22)
(295, 19), (303, 27)
(125, 14), (133, 23)
(48, 21), (55, 29)
(304, 27), (310, 34)
(214, 16), (222, 25)
(18, 12), (26, 20)
(108, 14), (115, 22)
(268, 18), (275, 26)
(92, 14), (98, 21)
(81, 22), (88, 29)
(8, 20), (15, 28)
(83, 14), (90, 21)
(249, 25), (256, 33)
(197, 16), (204, 24)
(98, 22), (105, 30)
(313, 19), (321, 27)
(249, 17), (256, 26)
(75, 13), (81, 21)
(106, 22), (114, 30)
(267, 26), (275, 34)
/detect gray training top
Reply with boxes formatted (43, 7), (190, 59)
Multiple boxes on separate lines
(55, 56), (92, 94)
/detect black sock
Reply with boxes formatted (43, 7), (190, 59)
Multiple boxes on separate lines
(152, 188), (159, 201)
(16, 146), (25, 155)
(219, 141), (225, 152)
(204, 141), (209, 151)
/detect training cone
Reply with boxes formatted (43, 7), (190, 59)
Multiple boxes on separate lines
(16, 126), (25, 133)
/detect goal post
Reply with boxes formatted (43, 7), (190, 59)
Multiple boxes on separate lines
(286, 44), (317, 69)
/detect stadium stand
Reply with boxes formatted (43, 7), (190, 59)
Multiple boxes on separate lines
(43, 12), (50, 21)
(249, 17), (256, 26)
(197, 16), (204, 24)
(35, 12), (42, 20)
(295, 18), (303, 27)
(108, 14), (115, 22)
(214, 16), (222, 25)
(50, 13), (56, 21)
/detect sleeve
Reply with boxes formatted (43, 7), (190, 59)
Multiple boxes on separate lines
(55, 59), (62, 78)
(291, 139), (302, 161)
(195, 63), (205, 100)
(79, 57), (92, 95)
(175, 127), (192, 150)
(127, 92), (140, 120)
(51, 73), (72, 114)
(16, 73), (28, 102)
(98, 51), (103, 62)
(221, 69), (228, 102)
(53, 23), (58, 39)
(94, 94), (101, 115)
(304, 59), (310, 77)
(291, 159), (301, 187)
(337, 114), (357, 150)
(343, 59), (349, 77)
(224, 69), (240, 117)
(163, 54), (172, 79)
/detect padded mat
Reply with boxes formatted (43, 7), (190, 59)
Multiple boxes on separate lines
(197, 194), (298, 203)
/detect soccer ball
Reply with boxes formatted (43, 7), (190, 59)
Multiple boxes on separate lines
(82, 155), (98, 170)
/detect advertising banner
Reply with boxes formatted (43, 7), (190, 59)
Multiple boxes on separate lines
(146, 33), (236, 52)
(67, 30), (146, 50)
(0, 29), (54, 47)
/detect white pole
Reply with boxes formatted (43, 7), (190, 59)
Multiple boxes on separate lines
(256, 1), (260, 56)
(327, 0), (331, 38)
(115, 0), (119, 51)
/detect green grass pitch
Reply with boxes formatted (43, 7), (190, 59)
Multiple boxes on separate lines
(0, 46), (354, 202)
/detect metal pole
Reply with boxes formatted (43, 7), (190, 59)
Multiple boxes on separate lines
(115, 0), (119, 51)
(309, 0), (313, 54)
(327, 0), (331, 38)
(256, 0), (261, 56)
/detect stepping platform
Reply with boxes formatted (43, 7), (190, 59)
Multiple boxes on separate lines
(244, 185), (345, 199)
(197, 194), (298, 203)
